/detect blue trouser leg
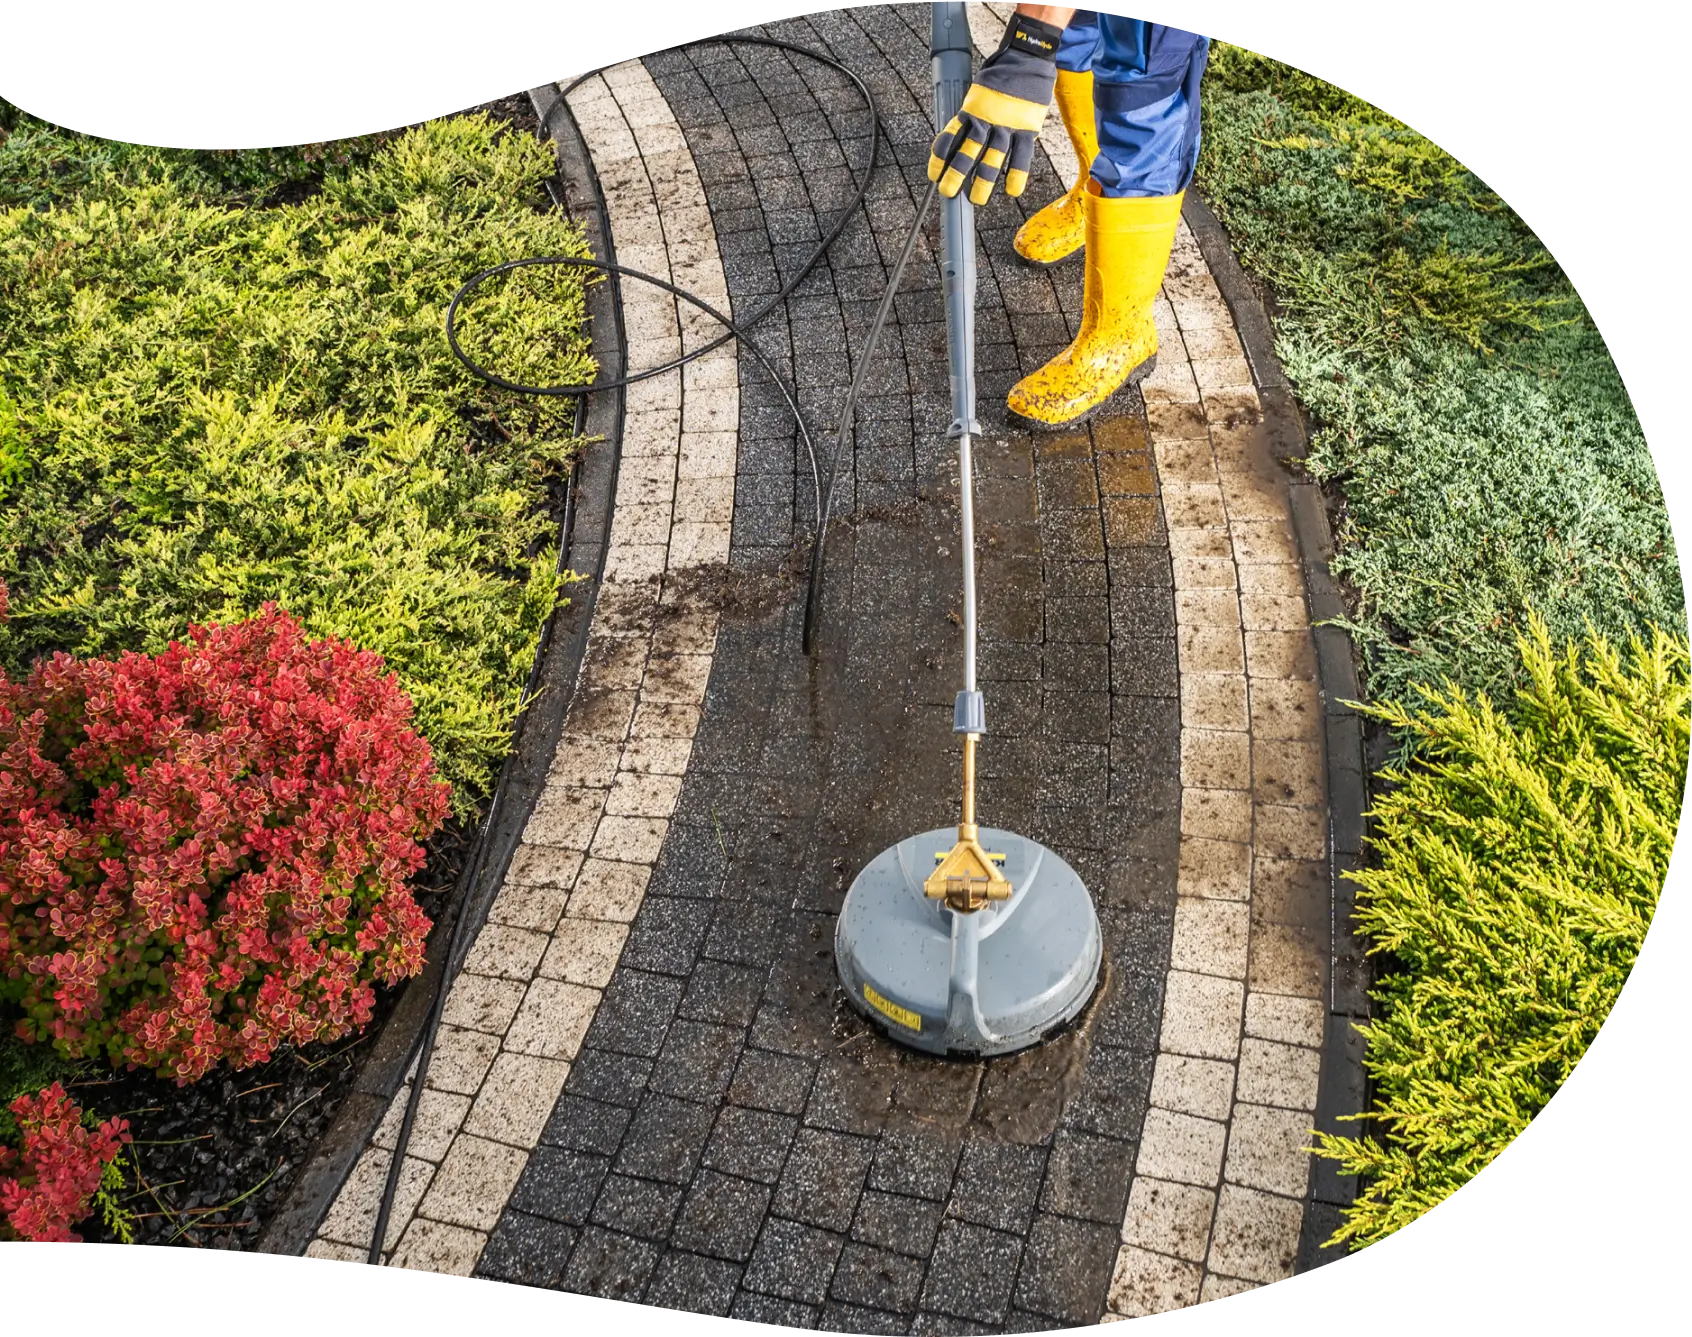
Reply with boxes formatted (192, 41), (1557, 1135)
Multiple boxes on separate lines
(1055, 10), (1101, 72)
(1090, 18), (1209, 198)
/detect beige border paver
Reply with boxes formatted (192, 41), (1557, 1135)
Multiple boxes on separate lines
(962, 12), (1326, 1306)
(1107, 212), (1327, 1314)
(311, 60), (735, 1268)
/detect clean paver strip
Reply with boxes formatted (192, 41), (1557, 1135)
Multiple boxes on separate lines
(968, 3), (1329, 1311)
(308, 5), (1337, 1324)
(1102, 217), (1329, 1316)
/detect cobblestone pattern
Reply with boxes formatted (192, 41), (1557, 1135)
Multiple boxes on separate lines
(306, 5), (1332, 1324)
(469, 8), (1192, 1329)
(306, 60), (738, 1275)
(959, 7), (1332, 1313)
(1101, 232), (1330, 1319)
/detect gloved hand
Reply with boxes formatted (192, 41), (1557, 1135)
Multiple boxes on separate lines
(928, 13), (1064, 206)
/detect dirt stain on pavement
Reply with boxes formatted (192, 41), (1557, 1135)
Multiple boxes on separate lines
(974, 955), (1113, 1144)
(691, 470), (1132, 1152)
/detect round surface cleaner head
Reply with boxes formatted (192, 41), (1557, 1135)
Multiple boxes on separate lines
(835, 826), (1102, 1057)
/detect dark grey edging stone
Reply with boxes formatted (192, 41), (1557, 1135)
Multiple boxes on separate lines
(257, 86), (627, 1257)
(1181, 191), (1369, 1274)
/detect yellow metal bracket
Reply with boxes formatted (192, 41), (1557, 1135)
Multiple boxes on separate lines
(923, 734), (1011, 913)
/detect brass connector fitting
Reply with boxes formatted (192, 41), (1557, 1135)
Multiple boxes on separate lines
(923, 735), (1010, 912)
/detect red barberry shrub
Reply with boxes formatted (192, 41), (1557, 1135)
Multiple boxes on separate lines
(0, 605), (448, 1083)
(0, 1082), (129, 1241)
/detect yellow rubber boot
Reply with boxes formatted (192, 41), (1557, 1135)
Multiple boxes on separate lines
(1012, 69), (1098, 267)
(1006, 184), (1184, 430)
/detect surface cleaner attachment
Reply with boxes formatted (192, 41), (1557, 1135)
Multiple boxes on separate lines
(834, 3), (1102, 1058)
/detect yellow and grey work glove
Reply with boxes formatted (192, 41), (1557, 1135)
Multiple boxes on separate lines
(928, 13), (1063, 205)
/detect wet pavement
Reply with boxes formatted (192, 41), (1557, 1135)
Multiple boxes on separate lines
(308, 4), (1352, 1322)
(474, 12), (1184, 1329)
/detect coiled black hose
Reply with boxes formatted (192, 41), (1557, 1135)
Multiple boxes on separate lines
(367, 36), (938, 1265)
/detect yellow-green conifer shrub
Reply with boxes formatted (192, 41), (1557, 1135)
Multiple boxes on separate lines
(0, 112), (595, 812)
(1317, 617), (1689, 1246)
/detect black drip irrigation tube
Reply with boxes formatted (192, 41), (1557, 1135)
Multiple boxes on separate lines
(366, 36), (940, 1264)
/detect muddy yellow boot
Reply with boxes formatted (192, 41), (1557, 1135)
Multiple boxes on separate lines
(1006, 184), (1183, 430)
(1012, 69), (1098, 266)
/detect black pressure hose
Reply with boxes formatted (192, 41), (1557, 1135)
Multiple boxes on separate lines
(444, 34), (934, 655)
(366, 37), (940, 1264)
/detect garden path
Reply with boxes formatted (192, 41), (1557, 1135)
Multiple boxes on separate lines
(306, 6), (1362, 1325)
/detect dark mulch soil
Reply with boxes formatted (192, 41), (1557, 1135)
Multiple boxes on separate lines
(471, 92), (543, 138)
(74, 819), (475, 1249)
(7, 92), (555, 1250)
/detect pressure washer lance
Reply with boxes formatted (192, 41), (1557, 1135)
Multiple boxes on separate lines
(381, 18), (1092, 1261)
(924, 4), (1008, 917)
(831, 4), (1102, 1059)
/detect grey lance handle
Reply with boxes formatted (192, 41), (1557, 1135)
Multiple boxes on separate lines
(931, 2), (979, 441)
(931, 2), (983, 724)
